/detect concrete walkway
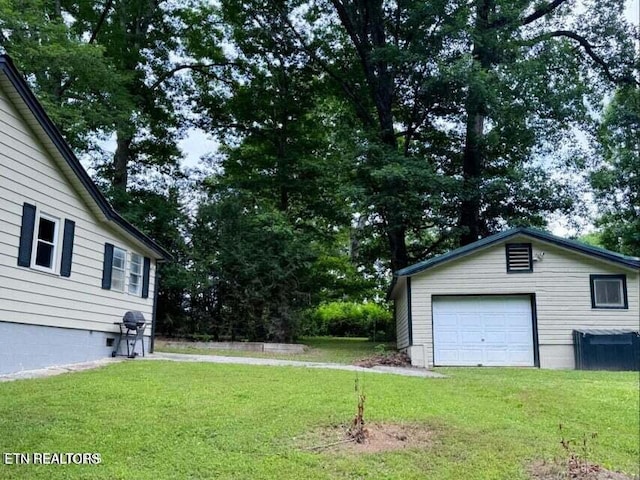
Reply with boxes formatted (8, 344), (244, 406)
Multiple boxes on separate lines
(0, 353), (445, 382)
(143, 352), (446, 378)
(0, 358), (122, 382)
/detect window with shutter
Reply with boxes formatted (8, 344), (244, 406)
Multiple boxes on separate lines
(506, 243), (533, 273)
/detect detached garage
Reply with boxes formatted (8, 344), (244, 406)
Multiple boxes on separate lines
(389, 228), (640, 369)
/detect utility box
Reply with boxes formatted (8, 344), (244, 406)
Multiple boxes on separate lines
(573, 330), (640, 371)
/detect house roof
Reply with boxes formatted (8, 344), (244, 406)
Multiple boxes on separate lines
(0, 54), (171, 261)
(388, 227), (640, 299)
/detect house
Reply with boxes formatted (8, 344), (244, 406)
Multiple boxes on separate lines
(0, 55), (171, 375)
(389, 228), (640, 369)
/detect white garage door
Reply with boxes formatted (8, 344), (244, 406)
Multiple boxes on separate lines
(433, 296), (534, 366)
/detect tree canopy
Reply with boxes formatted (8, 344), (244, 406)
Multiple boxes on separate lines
(1, 0), (636, 340)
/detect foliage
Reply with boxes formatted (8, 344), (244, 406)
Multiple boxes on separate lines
(0, 0), (191, 192)
(577, 232), (605, 249)
(0, 0), (636, 339)
(303, 302), (394, 341)
(0, 363), (638, 479)
(591, 86), (640, 257)
(190, 195), (319, 342)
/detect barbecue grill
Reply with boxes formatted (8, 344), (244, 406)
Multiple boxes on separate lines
(112, 311), (146, 358)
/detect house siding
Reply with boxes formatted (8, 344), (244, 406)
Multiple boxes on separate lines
(395, 279), (410, 349)
(0, 83), (156, 340)
(408, 236), (640, 368)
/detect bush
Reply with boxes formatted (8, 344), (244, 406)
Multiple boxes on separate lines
(303, 302), (394, 341)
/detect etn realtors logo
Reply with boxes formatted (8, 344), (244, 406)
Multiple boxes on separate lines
(3, 452), (102, 465)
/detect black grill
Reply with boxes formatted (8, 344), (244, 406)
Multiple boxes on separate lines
(112, 311), (147, 358)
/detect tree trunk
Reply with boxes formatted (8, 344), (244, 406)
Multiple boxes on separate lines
(329, 0), (410, 271)
(459, 0), (493, 246)
(113, 131), (132, 195)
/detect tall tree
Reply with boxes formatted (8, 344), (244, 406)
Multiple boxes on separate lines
(0, 0), (194, 204)
(457, 0), (636, 244)
(184, 1), (364, 339)
(591, 85), (640, 256)
(0, 0), (127, 150)
(274, 0), (635, 269)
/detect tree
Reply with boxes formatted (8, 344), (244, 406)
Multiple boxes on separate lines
(0, 0), (126, 151)
(184, 1), (369, 340)
(0, 0), (196, 204)
(270, 0), (635, 270)
(456, 0), (636, 244)
(192, 196), (318, 342)
(591, 85), (640, 256)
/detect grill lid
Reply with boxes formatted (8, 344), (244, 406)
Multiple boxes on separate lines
(123, 311), (146, 329)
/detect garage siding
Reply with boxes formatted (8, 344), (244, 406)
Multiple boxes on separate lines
(395, 280), (410, 349)
(410, 237), (639, 368)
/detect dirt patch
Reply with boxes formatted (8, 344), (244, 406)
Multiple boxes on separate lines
(300, 422), (435, 454)
(528, 460), (638, 480)
(353, 352), (412, 368)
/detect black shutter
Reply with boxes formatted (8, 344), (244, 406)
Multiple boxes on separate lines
(141, 257), (151, 298)
(18, 203), (37, 267)
(101, 243), (114, 289)
(60, 219), (75, 277)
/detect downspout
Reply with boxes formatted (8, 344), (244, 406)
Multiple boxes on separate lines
(407, 277), (413, 346)
(150, 260), (161, 353)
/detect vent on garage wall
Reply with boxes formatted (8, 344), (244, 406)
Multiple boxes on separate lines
(506, 243), (533, 273)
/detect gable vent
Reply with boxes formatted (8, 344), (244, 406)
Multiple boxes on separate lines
(506, 243), (533, 273)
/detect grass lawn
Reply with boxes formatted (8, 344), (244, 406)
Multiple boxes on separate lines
(0, 362), (638, 480)
(155, 336), (391, 364)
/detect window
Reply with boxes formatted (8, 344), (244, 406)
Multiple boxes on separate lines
(128, 253), (143, 295)
(111, 247), (126, 292)
(32, 214), (59, 271)
(590, 275), (628, 309)
(506, 243), (533, 273)
(102, 244), (149, 297)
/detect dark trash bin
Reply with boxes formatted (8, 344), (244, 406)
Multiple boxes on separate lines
(573, 329), (640, 371)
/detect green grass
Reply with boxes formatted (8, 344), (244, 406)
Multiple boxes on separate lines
(0, 363), (638, 479)
(155, 336), (390, 364)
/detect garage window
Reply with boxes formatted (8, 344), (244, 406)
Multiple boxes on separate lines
(506, 243), (532, 273)
(590, 275), (628, 309)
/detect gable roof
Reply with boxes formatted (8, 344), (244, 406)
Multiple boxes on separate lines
(0, 54), (171, 261)
(396, 227), (640, 278)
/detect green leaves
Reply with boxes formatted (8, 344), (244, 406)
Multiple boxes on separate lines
(591, 86), (640, 256)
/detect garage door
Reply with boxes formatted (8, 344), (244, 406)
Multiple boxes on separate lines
(433, 296), (534, 366)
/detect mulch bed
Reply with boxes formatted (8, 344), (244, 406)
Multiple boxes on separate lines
(301, 422), (435, 454)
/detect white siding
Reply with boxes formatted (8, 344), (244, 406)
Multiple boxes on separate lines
(0, 83), (156, 335)
(409, 237), (640, 368)
(395, 279), (410, 349)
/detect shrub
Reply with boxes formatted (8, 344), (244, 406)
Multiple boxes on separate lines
(303, 302), (394, 341)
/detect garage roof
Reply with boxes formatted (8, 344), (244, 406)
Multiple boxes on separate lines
(396, 227), (640, 277)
